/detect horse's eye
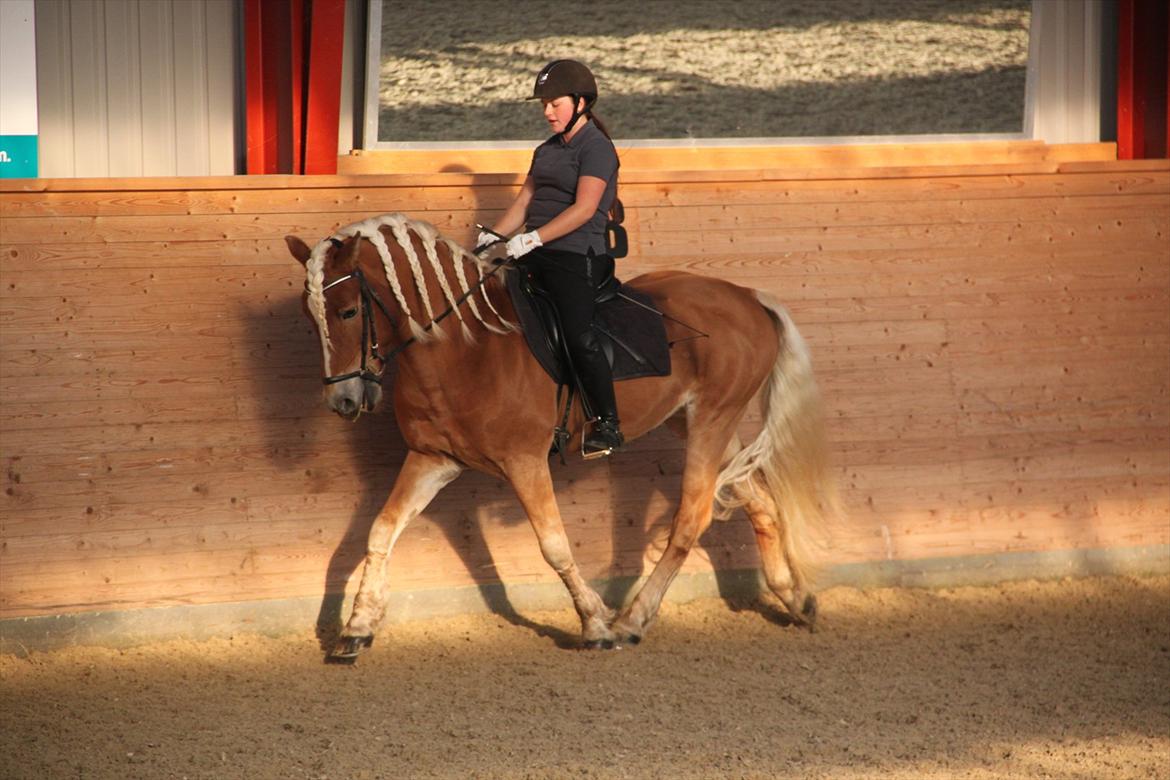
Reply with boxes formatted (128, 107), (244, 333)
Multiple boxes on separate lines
(340, 307), (359, 320)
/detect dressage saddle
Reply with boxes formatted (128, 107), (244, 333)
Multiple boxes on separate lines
(505, 261), (671, 391)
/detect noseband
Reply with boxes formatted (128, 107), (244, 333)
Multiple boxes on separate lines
(319, 238), (397, 386)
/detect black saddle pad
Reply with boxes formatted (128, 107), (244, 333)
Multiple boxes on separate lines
(505, 266), (671, 386)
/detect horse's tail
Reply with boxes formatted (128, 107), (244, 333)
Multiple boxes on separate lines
(712, 290), (838, 586)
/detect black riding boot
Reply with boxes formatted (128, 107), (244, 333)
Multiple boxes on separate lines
(528, 248), (625, 457)
(574, 331), (624, 457)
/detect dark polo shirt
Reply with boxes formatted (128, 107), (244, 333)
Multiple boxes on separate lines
(526, 120), (619, 255)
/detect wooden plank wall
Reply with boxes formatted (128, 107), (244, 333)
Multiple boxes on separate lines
(338, 140), (1118, 176)
(1, 160), (1168, 620)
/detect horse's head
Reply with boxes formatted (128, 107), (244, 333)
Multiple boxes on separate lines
(286, 232), (385, 420)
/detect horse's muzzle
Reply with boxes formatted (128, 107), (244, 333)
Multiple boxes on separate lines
(325, 377), (383, 420)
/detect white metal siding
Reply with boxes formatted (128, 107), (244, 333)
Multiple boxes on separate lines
(34, 0), (238, 177)
(1025, 0), (1103, 144)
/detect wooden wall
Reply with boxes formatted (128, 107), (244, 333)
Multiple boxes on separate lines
(1, 158), (1168, 621)
(339, 140), (1117, 176)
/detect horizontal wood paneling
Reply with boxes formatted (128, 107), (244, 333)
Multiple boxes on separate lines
(335, 141), (1119, 175)
(1, 159), (1167, 620)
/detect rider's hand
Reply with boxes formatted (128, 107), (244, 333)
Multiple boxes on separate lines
(506, 231), (542, 259)
(474, 230), (498, 255)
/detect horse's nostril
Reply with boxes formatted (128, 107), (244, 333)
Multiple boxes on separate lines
(337, 397), (357, 416)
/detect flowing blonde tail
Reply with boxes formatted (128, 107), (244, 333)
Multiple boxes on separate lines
(713, 291), (838, 587)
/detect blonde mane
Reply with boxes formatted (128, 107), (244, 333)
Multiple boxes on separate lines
(305, 213), (514, 361)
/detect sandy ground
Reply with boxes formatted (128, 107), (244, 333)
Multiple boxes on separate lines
(3, 575), (1167, 779)
(376, 0), (1030, 141)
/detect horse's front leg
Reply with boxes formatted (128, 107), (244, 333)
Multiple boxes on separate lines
(505, 455), (616, 648)
(329, 450), (462, 663)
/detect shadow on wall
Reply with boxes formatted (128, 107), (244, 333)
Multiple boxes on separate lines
(243, 195), (575, 648)
(242, 185), (771, 649)
(237, 285), (401, 648)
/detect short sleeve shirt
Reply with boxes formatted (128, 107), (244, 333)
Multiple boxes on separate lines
(525, 121), (619, 255)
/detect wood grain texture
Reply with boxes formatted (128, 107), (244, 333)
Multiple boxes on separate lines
(1, 159), (1167, 619)
(334, 141), (1119, 175)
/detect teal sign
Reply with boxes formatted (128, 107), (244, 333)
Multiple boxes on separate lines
(0, 135), (37, 178)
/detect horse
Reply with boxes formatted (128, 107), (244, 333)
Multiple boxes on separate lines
(285, 213), (837, 662)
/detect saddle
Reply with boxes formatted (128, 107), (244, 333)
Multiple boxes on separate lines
(505, 263), (671, 390)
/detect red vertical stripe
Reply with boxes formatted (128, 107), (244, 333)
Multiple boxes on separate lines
(1118, 0), (1138, 159)
(1117, 0), (1169, 160)
(244, 0), (270, 174)
(304, 0), (347, 174)
(289, 0), (306, 174)
(245, 0), (346, 174)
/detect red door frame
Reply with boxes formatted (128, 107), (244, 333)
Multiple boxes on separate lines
(1118, 0), (1169, 159)
(245, 0), (346, 175)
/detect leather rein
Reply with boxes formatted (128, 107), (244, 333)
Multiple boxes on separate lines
(316, 235), (504, 386)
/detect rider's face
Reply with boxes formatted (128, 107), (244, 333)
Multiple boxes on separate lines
(541, 95), (584, 135)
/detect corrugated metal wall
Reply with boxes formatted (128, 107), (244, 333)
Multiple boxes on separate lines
(28, 0), (1109, 178)
(34, 0), (239, 178)
(1026, 0), (1106, 145)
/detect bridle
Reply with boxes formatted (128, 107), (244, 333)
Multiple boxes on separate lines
(318, 258), (396, 386)
(316, 235), (507, 386)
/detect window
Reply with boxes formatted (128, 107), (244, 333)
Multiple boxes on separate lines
(364, 0), (1031, 147)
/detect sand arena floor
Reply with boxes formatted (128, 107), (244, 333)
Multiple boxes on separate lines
(375, 0), (1031, 141)
(3, 575), (1167, 779)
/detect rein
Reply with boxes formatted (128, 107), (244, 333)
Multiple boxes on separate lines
(317, 235), (506, 385)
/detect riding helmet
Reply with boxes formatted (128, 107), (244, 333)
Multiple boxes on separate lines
(529, 59), (598, 104)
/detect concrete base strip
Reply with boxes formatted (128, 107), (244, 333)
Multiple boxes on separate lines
(2, 544), (1166, 654)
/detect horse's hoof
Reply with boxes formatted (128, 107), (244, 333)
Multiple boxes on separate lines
(583, 638), (616, 651)
(326, 635), (373, 664)
(801, 594), (819, 631)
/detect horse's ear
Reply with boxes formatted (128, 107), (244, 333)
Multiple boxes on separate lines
(338, 235), (362, 270)
(285, 235), (312, 266)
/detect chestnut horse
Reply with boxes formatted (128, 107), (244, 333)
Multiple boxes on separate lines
(285, 213), (836, 662)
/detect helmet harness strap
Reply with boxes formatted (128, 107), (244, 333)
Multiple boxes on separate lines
(562, 94), (595, 140)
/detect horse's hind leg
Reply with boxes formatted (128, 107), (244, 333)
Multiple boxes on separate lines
(330, 450), (462, 662)
(506, 454), (615, 647)
(742, 476), (818, 628)
(609, 414), (736, 645)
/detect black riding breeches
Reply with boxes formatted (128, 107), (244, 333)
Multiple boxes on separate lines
(526, 247), (619, 421)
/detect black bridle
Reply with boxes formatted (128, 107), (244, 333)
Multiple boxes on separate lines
(319, 261), (397, 386)
(317, 235), (506, 386)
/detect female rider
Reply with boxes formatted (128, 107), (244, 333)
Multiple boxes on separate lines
(479, 60), (623, 458)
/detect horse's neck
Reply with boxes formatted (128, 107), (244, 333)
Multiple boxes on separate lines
(364, 225), (515, 353)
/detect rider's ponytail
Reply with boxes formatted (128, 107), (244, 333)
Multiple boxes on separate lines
(587, 111), (622, 225)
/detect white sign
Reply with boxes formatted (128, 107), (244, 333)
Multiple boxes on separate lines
(0, 0), (38, 177)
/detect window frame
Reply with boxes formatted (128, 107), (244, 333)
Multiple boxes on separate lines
(359, 0), (1099, 154)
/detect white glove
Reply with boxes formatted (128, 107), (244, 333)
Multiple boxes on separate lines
(506, 230), (542, 259)
(474, 230), (498, 254)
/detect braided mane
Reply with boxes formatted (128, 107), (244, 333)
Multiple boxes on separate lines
(304, 214), (514, 360)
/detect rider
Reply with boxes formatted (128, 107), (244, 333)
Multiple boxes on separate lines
(479, 59), (624, 458)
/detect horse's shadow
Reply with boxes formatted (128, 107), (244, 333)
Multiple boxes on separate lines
(240, 290), (581, 651)
(244, 290), (779, 657)
(256, 185), (776, 653)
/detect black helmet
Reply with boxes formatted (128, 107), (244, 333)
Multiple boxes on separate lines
(529, 59), (598, 105)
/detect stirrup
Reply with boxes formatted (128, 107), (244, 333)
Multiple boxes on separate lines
(581, 417), (623, 460)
